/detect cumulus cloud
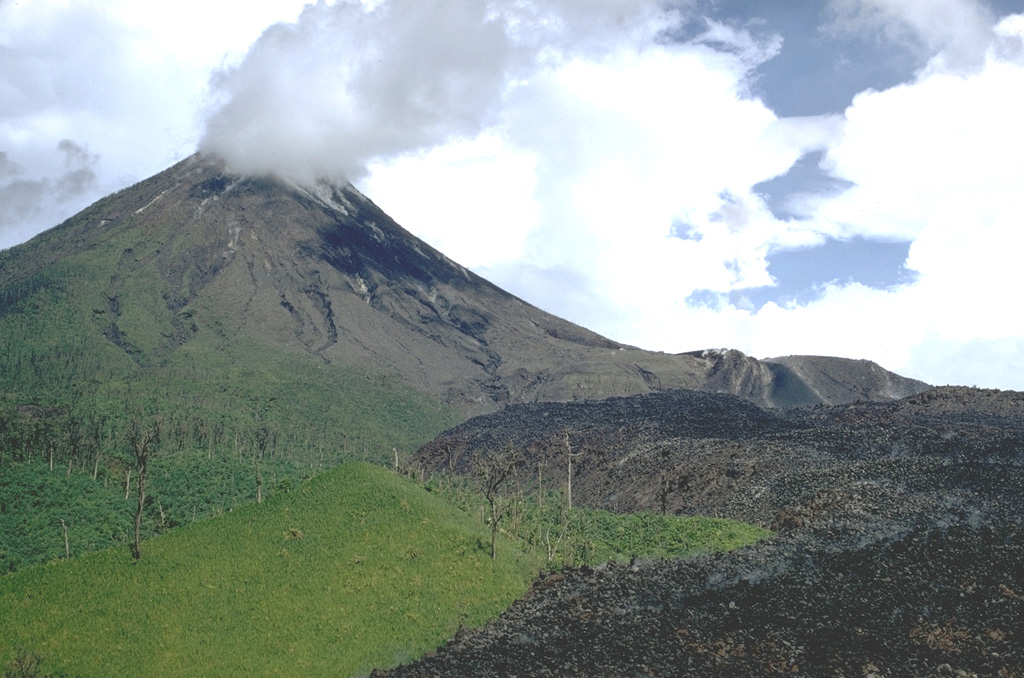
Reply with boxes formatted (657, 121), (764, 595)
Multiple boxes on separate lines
(458, 0), (1024, 390)
(0, 3), (188, 248)
(0, 0), (311, 249)
(478, 38), (836, 325)
(202, 0), (507, 182)
(0, 4), (193, 172)
(200, 0), (688, 184)
(710, 6), (1024, 385)
(362, 7), (831, 280)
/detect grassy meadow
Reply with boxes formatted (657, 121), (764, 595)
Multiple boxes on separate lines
(0, 463), (538, 677)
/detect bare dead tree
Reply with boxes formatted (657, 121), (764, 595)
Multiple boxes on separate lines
(251, 426), (272, 504)
(479, 444), (525, 560)
(254, 456), (264, 504)
(60, 519), (69, 560)
(537, 461), (543, 511)
(4, 647), (44, 678)
(565, 433), (584, 512)
(659, 470), (677, 516)
(128, 417), (161, 562)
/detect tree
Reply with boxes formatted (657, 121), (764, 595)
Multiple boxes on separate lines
(128, 417), (161, 561)
(657, 468), (684, 516)
(478, 444), (524, 560)
(3, 647), (73, 678)
(4, 647), (43, 678)
(564, 432), (584, 512)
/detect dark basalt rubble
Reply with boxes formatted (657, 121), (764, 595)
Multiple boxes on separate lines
(375, 519), (1023, 677)
(374, 386), (1024, 677)
(411, 386), (1024, 523)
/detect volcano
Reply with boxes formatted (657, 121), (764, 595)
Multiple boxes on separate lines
(0, 153), (928, 418)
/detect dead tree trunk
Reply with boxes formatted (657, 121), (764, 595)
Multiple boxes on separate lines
(129, 418), (160, 561)
(659, 471), (676, 515)
(565, 433), (584, 512)
(133, 470), (146, 560)
(254, 457), (263, 504)
(537, 462), (543, 511)
(487, 494), (500, 560)
(61, 518), (70, 559)
(480, 445), (524, 560)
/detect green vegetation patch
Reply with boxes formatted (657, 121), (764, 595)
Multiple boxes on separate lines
(424, 478), (773, 568)
(0, 463), (538, 678)
(566, 507), (774, 565)
(0, 464), (133, 573)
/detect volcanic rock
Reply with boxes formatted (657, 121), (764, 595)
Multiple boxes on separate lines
(382, 386), (1024, 676)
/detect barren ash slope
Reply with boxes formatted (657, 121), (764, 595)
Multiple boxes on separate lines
(0, 152), (927, 416)
(382, 386), (1024, 677)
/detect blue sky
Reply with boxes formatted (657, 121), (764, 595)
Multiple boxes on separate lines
(2, 0), (1024, 389)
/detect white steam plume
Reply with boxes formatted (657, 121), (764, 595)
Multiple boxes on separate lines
(199, 0), (683, 184)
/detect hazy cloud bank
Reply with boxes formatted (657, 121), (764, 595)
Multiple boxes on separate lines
(0, 141), (98, 248)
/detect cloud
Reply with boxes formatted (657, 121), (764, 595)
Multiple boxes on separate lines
(0, 2), (191, 248)
(824, 0), (998, 71)
(0, 0), (312, 249)
(0, 140), (98, 248)
(0, 4), (192, 168)
(690, 236), (917, 312)
(199, 0), (688, 184)
(201, 0), (509, 183)
(349, 3), (846, 353)
(477, 39), (836, 313)
(904, 334), (1024, 390)
(460, 2), (1024, 390)
(697, 8), (1024, 385)
(362, 135), (539, 267)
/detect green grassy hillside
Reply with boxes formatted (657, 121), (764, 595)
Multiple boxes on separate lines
(0, 463), (539, 677)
